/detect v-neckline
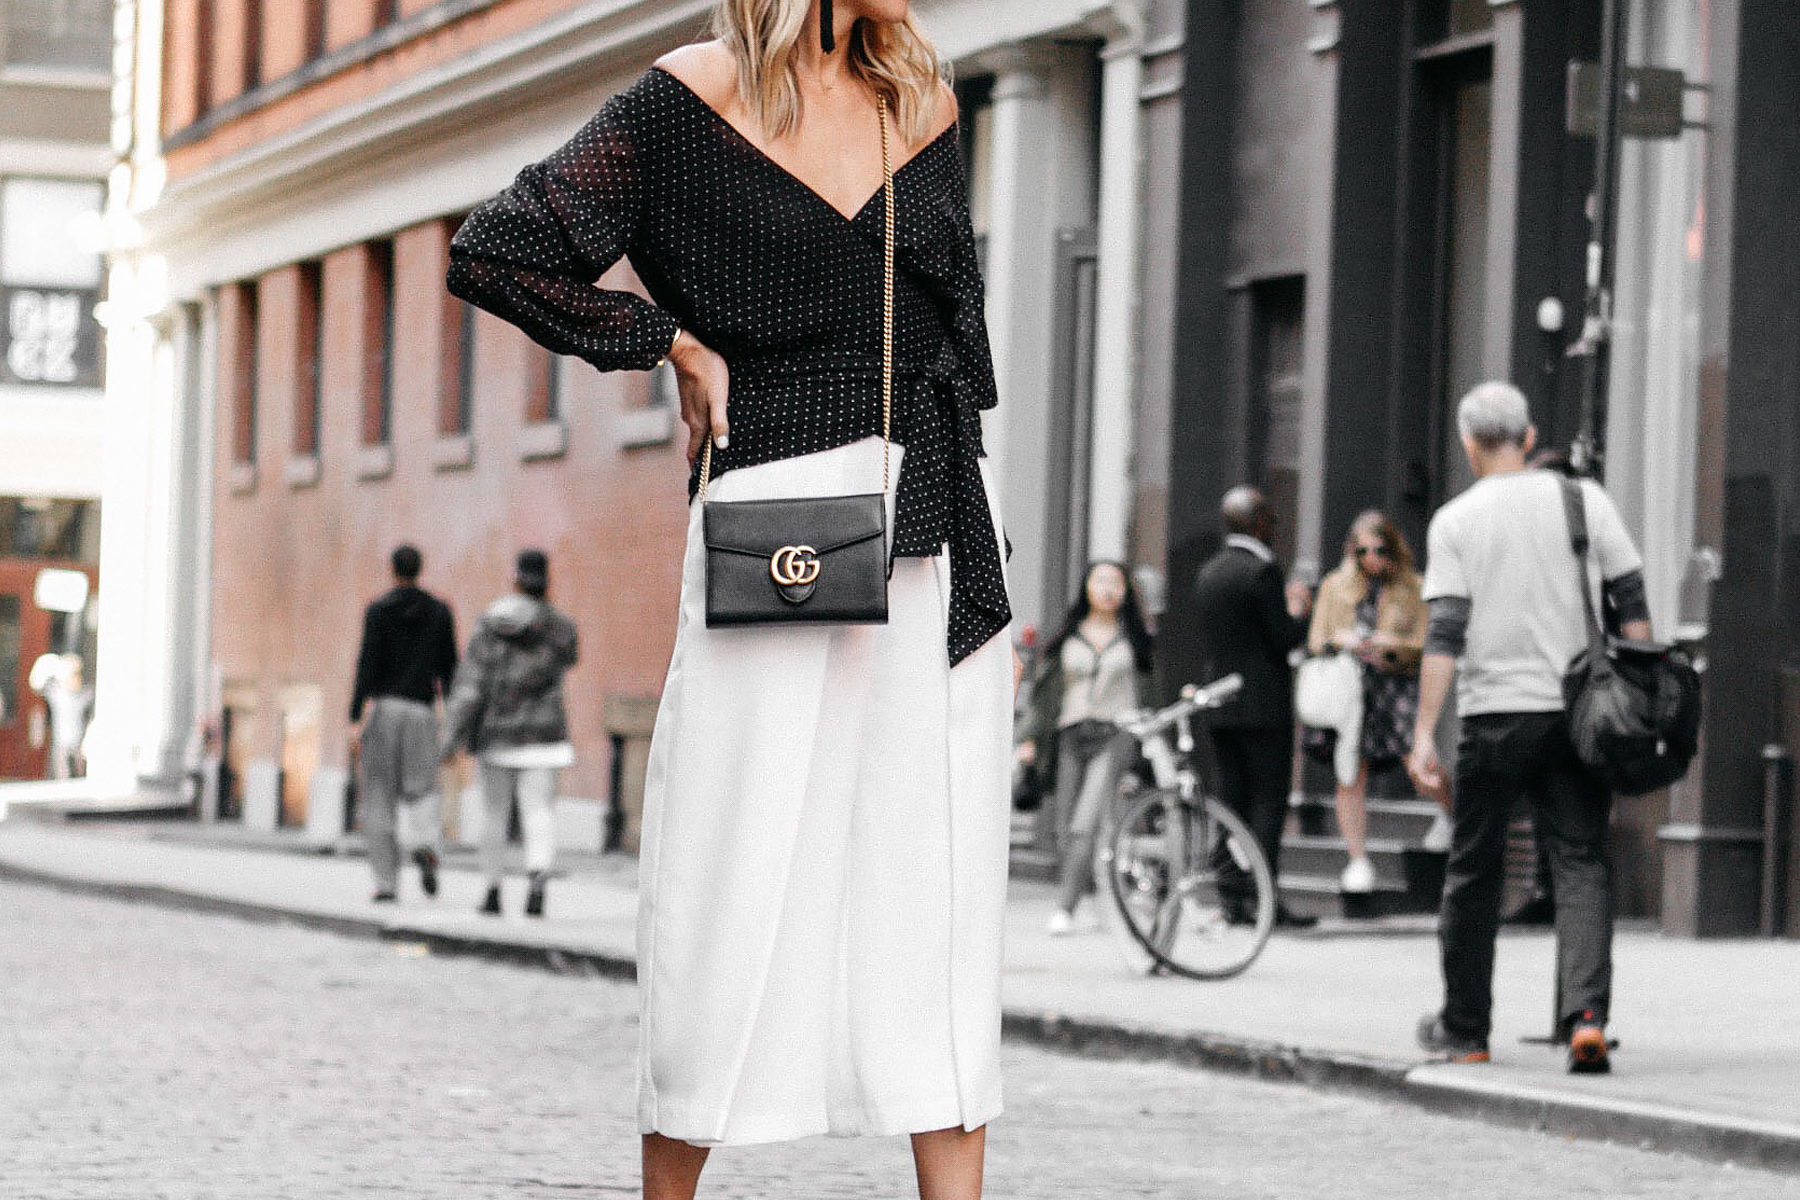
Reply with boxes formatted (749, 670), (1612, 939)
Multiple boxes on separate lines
(652, 65), (956, 225)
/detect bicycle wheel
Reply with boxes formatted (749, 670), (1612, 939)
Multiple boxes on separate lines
(1094, 776), (1161, 976)
(1104, 788), (1276, 980)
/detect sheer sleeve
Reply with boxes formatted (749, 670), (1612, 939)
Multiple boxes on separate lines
(447, 79), (680, 373)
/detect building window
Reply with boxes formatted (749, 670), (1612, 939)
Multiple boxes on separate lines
(449, 300), (475, 436)
(0, 497), (97, 561)
(3, 0), (112, 74)
(190, 0), (216, 114)
(1419, 0), (1495, 44)
(242, 0), (264, 90)
(231, 280), (260, 465)
(294, 261), (323, 458)
(0, 595), (18, 729)
(0, 177), (105, 390)
(363, 240), (394, 446)
(303, 0), (328, 61)
(526, 346), (562, 424)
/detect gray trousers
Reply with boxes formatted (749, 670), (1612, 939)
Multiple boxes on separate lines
(1053, 722), (1134, 913)
(477, 763), (560, 886)
(359, 697), (442, 892)
(1441, 710), (1613, 1040)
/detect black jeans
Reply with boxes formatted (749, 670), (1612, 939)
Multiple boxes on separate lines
(1440, 711), (1613, 1041)
(1210, 725), (1293, 904)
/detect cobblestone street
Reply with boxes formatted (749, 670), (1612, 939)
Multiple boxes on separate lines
(2, 880), (1794, 1200)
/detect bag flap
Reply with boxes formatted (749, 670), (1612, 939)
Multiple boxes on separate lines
(704, 494), (887, 558)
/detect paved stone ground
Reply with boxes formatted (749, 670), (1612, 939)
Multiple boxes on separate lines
(2, 882), (1795, 1200)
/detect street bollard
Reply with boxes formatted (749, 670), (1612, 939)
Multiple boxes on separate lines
(1761, 744), (1792, 937)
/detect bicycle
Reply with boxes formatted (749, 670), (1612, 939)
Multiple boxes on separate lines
(1096, 673), (1277, 980)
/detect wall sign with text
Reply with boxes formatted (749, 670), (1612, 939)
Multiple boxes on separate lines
(0, 286), (102, 388)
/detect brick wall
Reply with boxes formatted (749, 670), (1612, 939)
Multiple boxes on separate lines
(211, 219), (689, 820)
(161, 0), (203, 131)
(163, 0), (613, 168)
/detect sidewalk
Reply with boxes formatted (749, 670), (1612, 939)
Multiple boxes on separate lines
(2, 810), (1796, 1172)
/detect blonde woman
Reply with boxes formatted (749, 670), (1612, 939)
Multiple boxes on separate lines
(1305, 512), (1427, 893)
(449, 2), (1013, 1196)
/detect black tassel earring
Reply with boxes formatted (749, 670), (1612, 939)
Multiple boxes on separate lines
(820, 0), (836, 53)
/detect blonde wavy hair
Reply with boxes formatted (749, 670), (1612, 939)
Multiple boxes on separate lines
(711, 0), (945, 144)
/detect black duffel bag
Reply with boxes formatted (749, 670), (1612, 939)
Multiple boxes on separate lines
(1559, 477), (1703, 796)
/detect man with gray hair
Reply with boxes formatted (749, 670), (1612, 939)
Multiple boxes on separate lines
(1407, 381), (1650, 1074)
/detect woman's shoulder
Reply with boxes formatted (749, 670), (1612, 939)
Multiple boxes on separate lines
(922, 77), (959, 144)
(1321, 560), (1361, 595)
(653, 41), (737, 109)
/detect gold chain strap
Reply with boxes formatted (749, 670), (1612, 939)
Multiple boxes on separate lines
(699, 97), (895, 501)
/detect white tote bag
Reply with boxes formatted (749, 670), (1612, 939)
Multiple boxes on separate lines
(1295, 653), (1364, 786)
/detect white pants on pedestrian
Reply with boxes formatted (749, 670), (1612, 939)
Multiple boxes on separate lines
(478, 763), (559, 885)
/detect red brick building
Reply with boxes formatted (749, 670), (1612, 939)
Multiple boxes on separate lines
(107, 0), (1176, 850)
(147, 0), (718, 840)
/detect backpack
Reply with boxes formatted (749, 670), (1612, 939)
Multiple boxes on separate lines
(1558, 477), (1703, 796)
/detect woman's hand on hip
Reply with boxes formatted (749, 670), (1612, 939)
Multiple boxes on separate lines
(671, 330), (730, 467)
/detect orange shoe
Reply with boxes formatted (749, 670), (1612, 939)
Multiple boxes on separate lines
(1567, 1011), (1611, 1074)
(1416, 1014), (1491, 1063)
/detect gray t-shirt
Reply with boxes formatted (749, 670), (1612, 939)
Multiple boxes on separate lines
(1422, 470), (1642, 716)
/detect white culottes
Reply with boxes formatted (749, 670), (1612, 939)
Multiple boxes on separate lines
(637, 437), (1013, 1147)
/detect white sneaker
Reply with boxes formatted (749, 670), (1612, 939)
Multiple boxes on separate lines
(1422, 811), (1454, 854)
(1339, 856), (1377, 893)
(1047, 910), (1075, 936)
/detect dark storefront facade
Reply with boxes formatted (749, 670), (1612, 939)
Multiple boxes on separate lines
(1158, 0), (1800, 935)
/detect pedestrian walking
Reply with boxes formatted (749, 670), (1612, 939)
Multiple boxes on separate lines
(1408, 381), (1651, 1074)
(1302, 512), (1427, 893)
(31, 654), (92, 780)
(441, 550), (579, 919)
(1019, 561), (1153, 935)
(1192, 486), (1318, 929)
(349, 545), (458, 904)
(447, 2), (1016, 1195)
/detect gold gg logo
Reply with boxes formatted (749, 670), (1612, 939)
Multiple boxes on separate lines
(770, 545), (821, 588)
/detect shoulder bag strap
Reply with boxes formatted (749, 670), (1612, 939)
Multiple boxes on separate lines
(698, 99), (895, 501)
(1558, 474), (1608, 661)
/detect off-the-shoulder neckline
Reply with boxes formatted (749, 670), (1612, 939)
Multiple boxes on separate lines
(648, 65), (958, 225)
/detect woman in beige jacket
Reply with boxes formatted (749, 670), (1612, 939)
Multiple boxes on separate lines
(1305, 512), (1427, 892)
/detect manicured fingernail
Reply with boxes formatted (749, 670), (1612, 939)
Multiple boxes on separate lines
(715, 433), (729, 449)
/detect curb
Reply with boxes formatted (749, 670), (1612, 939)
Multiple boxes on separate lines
(0, 860), (640, 984)
(1000, 1010), (1412, 1095)
(3, 858), (1795, 1174)
(1401, 1071), (1800, 1174)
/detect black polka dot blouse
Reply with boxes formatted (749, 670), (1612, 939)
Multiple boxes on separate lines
(448, 66), (1011, 666)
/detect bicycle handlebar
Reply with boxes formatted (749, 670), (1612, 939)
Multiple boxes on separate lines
(1114, 673), (1244, 740)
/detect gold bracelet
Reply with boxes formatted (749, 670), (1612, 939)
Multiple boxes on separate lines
(660, 327), (684, 368)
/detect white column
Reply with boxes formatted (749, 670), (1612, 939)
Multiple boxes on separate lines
(1292, 2), (1343, 578)
(87, 254), (167, 793)
(976, 43), (1096, 633)
(975, 53), (1052, 493)
(1085, 22), (1146, 561)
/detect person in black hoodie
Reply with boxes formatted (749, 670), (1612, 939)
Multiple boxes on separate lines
(350, 544), (459, 903)
(441, 549), (579, 917)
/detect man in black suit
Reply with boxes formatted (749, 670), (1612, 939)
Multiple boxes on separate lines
(1193, 486), (1317, 929)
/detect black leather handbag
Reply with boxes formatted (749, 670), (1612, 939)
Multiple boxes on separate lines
(1558, 476), (1702, 796)
(699, 100), (896, 629)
